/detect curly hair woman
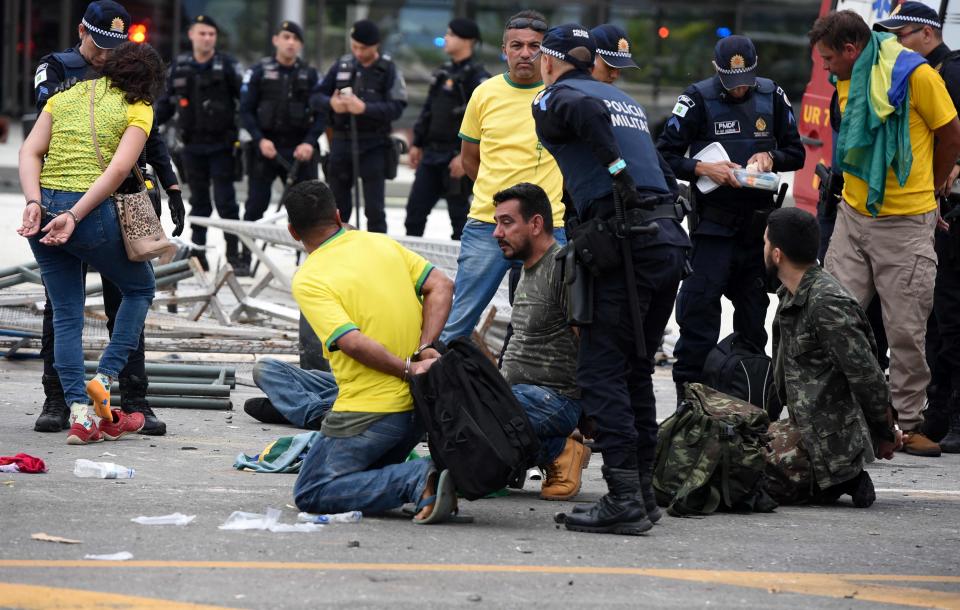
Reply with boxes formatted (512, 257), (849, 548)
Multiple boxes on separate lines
(18, 42), (166, 445)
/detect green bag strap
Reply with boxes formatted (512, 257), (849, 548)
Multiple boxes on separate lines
(720, 442), (734, 509)
(668, 421), (723, 516)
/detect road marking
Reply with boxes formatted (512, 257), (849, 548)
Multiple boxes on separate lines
(0, 582), (240, 610)
(875, 488), (960, 497)
(1, 561), (958, 608)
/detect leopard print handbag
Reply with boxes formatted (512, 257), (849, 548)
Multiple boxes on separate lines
(89, 79), (172, 262)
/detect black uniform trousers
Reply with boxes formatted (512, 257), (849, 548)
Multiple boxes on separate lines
(327, 138), (388, 233)
(926, 217), (960, 405)
(245, 145), (319, 223)
(181, 144), (239, 246)
(404, 148), (470, 240)
(578, 240), (687, 470)
(673, 232), (769, 384)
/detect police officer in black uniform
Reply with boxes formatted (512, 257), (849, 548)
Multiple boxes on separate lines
(404, 18), (489, 240)
(31, 0), (184, 437)
(156, 14), (243, 271)
(239, 20), (322, 272)
(311, 20), (408, 233)
(657, 35), (804, 397)
(533, 24), (690, 535)
(876, 2), (960, 452)
(590, 24), (638, 85)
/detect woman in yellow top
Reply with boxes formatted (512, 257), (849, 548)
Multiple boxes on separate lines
(17, 42), (166, 445)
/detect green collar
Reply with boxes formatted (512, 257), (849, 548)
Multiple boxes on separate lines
(318, 227), (346, 249)
(503, 72), (543, 89)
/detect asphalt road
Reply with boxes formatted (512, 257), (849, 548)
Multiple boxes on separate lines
(1, 358), (958, 609)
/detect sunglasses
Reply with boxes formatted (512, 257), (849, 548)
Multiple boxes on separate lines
(506, 18), (548, 32)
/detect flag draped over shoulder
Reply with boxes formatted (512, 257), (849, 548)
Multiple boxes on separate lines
(836, 31), (926, 217)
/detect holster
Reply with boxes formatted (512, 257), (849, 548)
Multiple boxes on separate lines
(556, 241), (593, 326)
(567, 217), (622, 277)
(232, 143), (245, 182)
(319, 151), (331, 181)
(384, 136), (408, 180)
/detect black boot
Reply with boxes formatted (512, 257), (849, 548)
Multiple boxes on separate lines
(120, 375), (166, 436)
(34, 374), (69, 432)
(243, 397), (291, 425)
(569, 463), (662, 524)
(563, 466), (652, 535)
(818, 470), (875, 508)
(232, 243), (251, 277)
(224, 235), (243, 274)
(940, 392), (960, 453)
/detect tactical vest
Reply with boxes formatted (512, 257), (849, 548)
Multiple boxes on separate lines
(689, 76), (776, 166)
(52, 48), (93, 81)
(424, 59), (478, 147)
(540, 77), (669, 212)
(171, 52), (236, 141)
(255, 57), (313, 139)
(331, 54), (394, 136)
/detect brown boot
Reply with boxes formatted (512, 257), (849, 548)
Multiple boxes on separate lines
(902, 431), (941, 457)
(540, 438), (591, 501)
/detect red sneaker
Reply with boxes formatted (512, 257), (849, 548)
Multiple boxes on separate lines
(99, 409), (145, 441)
(66, 419), (103, 445)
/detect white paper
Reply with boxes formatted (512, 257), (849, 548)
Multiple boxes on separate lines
(692, 142), (731, 194)
(219, 507), (322, 532)
(131, 513), (196, 526)
(84, 551), (133, 561)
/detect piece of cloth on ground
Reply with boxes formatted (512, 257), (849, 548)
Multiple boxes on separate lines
(234, 432), (320, 473)
(0, 453), (47, 473)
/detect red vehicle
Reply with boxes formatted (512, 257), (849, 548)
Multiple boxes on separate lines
(794, 0), (959, 212)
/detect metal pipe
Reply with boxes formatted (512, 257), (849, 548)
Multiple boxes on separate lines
(106, 382), (231, 397)
(84, 361), (236, 378)
(145, 396), (233, 410)
(0, 261), (39, 278)
(87, 375), (232, 386)
(155, 270), (194, 288)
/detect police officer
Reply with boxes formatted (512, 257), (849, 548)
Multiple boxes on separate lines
(876, 2), (960, 452)
(239, 20), (322, 273)
(311, 20), (408, 233)
(404, 18), (489, 240)
(31, 0), (183, 437)
(590, 24), (637, 85)
(657, 35), (804, 398)
(156, 14), (243, 271)
(533, 24), (690, 535)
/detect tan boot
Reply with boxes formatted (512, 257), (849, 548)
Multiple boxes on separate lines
(540, 438), (591, 501)
(902, 431), (941, 457)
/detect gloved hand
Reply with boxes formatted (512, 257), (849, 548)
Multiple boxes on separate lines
(166, 188), (185, 237)
(612, 170), (650, 211)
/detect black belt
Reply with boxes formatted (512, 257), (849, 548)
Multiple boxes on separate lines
(627, 201), (685, 225)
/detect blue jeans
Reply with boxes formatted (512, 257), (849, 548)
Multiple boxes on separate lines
(293, 410), (434, 515)
(253, 358), (338, 427)
(441, 220), (566, 342)
(29, 189), (155, 405)
(512, 384), (581, 466)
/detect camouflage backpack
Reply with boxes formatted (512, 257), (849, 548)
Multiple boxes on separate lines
(653, 383), (778, 516)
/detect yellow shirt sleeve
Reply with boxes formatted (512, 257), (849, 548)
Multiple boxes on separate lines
(42, 99), (53, 114)
(458, 83), (482, 143)
(126, 101), (154, 136)
(911, 64), (957, 131)
(392, 241), (434, 296)
(292, 277), (358, 352)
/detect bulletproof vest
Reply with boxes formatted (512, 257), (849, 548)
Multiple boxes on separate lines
(52, 48), (93, 82)
(255, 57), (313, 138)
(171, 52), (236, 140)
(689, 76), (776, 165)
(424, 59), (478, 147)
(539, 77), (669, 213)
(331, 54), (394, 136)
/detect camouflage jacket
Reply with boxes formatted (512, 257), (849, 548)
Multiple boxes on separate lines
(770, 266), (894, 490)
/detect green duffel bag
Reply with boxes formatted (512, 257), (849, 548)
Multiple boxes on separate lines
(653, 383), (778, 517)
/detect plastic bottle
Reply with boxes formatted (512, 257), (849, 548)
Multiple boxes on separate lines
(297, 511), (362, 524)
(74, 459), (135, 479)
(733, 168), (780, 192)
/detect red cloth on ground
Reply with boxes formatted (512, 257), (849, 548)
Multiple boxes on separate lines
(0, 453), (47, 473)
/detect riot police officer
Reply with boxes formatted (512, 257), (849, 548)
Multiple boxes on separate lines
(239, 20), (322, 273)
(156, 14), (243, 271)
(533, 24), (690, 535)
(405, 18), (489, 240)
(31, 0), (184, 437)
(311, 20), (408, 233)
(657, 35), (804, 397)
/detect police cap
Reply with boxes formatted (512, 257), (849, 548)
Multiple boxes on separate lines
(874, 1), (942, 31)
(712, 35), (758, 90)
(448, 17), (480, 40)
(277, 20), (304, 42)
(191, 14), (219, 32)
(81, 0), (131, 50)
(351, 19), (380, 45)
(540, 23), (596, 72)
(590, 24), (638, 70)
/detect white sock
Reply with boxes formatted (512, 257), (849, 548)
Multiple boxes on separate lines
(93, 372), (112, 393)
(69, 402), (94, 428)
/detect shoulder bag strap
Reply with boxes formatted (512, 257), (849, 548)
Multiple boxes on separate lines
(88, 79), (146, 187)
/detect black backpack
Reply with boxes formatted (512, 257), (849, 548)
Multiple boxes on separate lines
(702, 332), (782, 421)
(409, 338), (541, 501)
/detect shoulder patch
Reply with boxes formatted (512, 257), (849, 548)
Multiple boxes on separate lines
(776, 86), (791, 107)
(677, 94), (695, 108)
(672, 102), (689, 117)
(34, 67), (47, 89)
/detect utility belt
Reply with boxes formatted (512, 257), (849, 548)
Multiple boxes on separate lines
(331, 128), (391, 140)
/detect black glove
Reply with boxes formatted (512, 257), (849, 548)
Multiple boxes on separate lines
(166, 188), (185, 237)
(611, 170), (649, 211)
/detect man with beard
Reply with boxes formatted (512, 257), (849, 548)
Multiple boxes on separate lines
(762, 208), (902, 507)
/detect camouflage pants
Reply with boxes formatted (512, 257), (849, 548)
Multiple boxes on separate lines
(764, 420), (814, 504)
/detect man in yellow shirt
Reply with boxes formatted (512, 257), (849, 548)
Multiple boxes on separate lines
(809, 10), (960, 456)
(285, 180), (459, 523)
(442, 10), (565, 341)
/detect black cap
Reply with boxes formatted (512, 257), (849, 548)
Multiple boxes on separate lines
(874, 1), (942, 31)
(448, 17), (480, 40)
(590, 24), (638, 70)
(277, 20), (304, 42)
(350, 19), (380, 45)
(82, 1), (131, 50)
(713, 35), (758, 90)
(540, 24), (596, 72)
(191, 14), (219, 32)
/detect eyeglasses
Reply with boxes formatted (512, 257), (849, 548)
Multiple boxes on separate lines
(506, 18), (548, 33)
(895, 27), (925, 41)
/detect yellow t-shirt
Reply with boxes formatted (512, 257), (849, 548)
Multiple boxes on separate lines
(837, 64), (957, 217)
(40, 78), (153, 193)
(292, 229), (434, 414)
(458, 73), (564, 225)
